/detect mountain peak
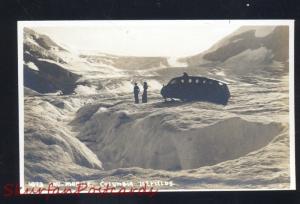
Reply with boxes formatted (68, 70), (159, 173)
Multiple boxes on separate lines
(183, 25), (289, 67)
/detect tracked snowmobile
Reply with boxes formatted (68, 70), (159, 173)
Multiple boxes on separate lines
(161, 75), (230, 105)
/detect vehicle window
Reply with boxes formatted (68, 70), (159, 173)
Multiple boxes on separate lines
(203, 80), (206, 84)
(181, 79), (184, 83)
(195, 79), (199, 84)
(169, 79), (177, 85)
(189, 79), (193, 83)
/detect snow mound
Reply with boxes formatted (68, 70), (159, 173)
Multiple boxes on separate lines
(74, 85), (99, 95)
(24, 87), (41, 96)
(26, 62), (39, 71)
(74, 104), (284, 170)
(24, 98), (103, 182)
(155, 129), (290, 189)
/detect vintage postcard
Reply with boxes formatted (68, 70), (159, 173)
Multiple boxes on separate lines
(18, 20), (295, 193)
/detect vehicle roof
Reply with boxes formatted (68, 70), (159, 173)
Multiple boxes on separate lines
(170, 76), (228, 85)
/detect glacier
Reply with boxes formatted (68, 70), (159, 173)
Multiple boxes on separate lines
(22, 25), (291, 190)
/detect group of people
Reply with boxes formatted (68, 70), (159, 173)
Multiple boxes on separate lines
(133, 82), (148, 104)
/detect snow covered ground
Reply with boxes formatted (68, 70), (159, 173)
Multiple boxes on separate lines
(22, 25), (292, 190)
(23, 61), (291, 190)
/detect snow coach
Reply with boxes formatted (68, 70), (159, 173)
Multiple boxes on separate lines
(160, 75), (230, 105)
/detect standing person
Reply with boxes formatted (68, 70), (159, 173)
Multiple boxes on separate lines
(142, 82), (148, 103)
(133, 83), (140, 104)
(182, 72), (189, 83)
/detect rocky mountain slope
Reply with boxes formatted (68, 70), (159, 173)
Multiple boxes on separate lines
(181, 26), (289, 73)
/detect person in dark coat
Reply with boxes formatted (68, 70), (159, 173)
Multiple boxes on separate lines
(133, 83), (140, 103)
(142, 82), (148, 103)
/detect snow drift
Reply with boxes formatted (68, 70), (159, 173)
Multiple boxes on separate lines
(73, 105), (284, 171)
(24, 97), (103, 182)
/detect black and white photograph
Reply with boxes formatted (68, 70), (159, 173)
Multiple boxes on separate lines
(18, 20), (295, 192)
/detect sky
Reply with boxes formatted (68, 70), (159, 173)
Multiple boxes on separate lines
(28, 21), (241, 57)
(26, 20), (291, 57)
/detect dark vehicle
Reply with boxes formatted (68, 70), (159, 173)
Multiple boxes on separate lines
(161, 76), (230, 105)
